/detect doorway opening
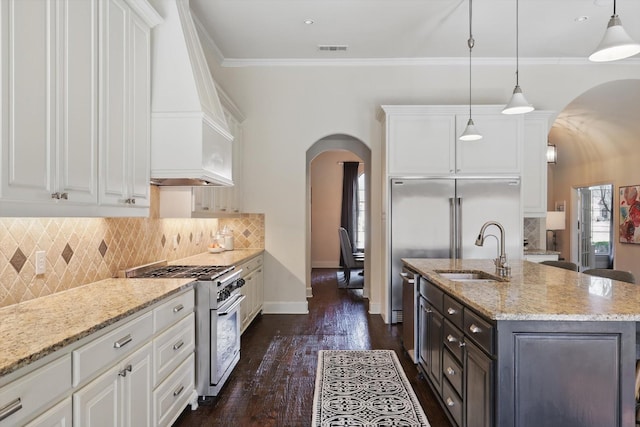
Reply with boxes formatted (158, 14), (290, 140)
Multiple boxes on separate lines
(305, 135), (371, 298)
(575, 184), (614, 271)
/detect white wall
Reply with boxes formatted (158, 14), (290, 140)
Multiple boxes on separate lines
(199, 47), (640, 317)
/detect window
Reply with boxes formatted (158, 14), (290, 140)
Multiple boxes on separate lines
(590, 185), (612, 255)
(356, 173), (366, 250)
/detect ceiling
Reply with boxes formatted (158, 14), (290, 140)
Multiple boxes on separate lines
(190, 0), (640, 65)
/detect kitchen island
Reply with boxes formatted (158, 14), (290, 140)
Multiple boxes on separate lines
(403, 258), (638, 427)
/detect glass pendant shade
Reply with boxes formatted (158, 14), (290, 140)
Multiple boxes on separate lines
(502, 85), (534, 114)
(589, 15), (640, 62)
(459, 118), (482, 141)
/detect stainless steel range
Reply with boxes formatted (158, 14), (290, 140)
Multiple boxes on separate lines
(123, 261), (245, 397)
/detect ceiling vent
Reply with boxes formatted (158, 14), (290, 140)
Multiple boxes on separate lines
(318, 45), (348, 52)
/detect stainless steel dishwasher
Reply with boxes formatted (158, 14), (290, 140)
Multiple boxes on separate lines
(401, 266), (419, 363)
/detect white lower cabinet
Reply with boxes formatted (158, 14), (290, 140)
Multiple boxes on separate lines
(153, 353), (195, 427)
(23, 397), (72, 427)
(0, 355), (71, 427)
(239, 254), (264, 333)
(73, 342), (152, 427)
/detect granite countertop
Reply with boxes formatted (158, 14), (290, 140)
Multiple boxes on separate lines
(0, 248), (264, 380)
(170, 248), (264, 266)
(403, 258), (640, 322)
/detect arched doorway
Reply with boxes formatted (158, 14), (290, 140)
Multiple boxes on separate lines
(305, 135), (372, 297)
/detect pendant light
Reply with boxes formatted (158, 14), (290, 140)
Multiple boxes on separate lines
(589, 0), (640, 62)
(459, 0), (482, 141)
(502, 0), (534, 115)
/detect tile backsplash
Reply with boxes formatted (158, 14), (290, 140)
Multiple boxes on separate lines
(0, 203), (264, 308)
(524, 217), (542, 249)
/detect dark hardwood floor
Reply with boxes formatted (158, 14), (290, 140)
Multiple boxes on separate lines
(172, 268), (451, 427)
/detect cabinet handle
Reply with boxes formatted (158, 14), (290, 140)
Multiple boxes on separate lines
(446, 334), (457, 343)
(447, 307), (457, 315)
(113, 334), (132, 349)
(118, 364), (132, 377)
(173, 340), (184, 351)
(124, 198), (136, 205)
(51, 192), (60, 199)
(173, 385), (184, 397)
(446, 367), (455, 376)
(425, 307), (433, 314)
(459, 341), (466, 348)
(469, 324), (482, 334)
(60, 192), (68, 200)
(0, 398), (22, 422)
(173, 304), (184, 313)
(445, 397), (455, 407)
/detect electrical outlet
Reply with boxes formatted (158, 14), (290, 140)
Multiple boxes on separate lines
(173, 235), (179, 250)
(35, 251), (46, 275)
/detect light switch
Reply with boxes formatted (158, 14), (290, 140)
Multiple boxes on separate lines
(36, 250), (46, 275)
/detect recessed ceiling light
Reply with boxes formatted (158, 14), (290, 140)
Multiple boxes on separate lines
(575, 16), (589, 22)
(304, 19), (314, 25)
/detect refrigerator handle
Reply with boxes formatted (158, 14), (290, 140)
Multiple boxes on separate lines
(456, 197), (462, 258)
(449, 198), (456, 259)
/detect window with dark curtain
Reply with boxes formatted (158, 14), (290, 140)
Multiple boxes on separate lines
(340, 161), (359, 266)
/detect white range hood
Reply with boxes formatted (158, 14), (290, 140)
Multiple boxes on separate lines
(149, 0), (233, 186)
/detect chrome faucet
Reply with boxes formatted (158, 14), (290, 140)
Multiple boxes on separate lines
(475, 221), (511, 277)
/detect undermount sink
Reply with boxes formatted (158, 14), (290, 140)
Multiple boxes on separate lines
(434, 270), (503, 283)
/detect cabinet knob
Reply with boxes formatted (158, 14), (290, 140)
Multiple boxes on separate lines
(447, 307), (457, 315)
(469, 324), (482, 334)
(446, 367), (455, 376)
(445, 397), (455, 407)
(51, 192), (60, 199)
(446, 334), (457, 343)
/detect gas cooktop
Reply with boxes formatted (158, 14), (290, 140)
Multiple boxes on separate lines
(123, 261), (233, 281)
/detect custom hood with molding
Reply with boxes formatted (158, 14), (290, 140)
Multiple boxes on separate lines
(148, 0), (233, 186)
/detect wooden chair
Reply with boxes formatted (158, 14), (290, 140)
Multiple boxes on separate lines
(539, 260), (579, 272)
(583, 268), (636, 284)
(338, 227), (364, 285)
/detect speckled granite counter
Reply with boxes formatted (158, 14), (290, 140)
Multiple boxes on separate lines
(403, 258), (640, 321)
(0, 249), (264, 380)
(0, 277), (193, 379)
(170, 248), (263, 267)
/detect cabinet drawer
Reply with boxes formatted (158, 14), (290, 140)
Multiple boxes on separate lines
(420, 278), (443, 313)
(72, 311), (153, 386)
(240, 255), (263, 276)
(443, 295), (463, 329)
(442, 379), (462, 427)
(443, 319), (464, 362)
(442, 349), (463, 397)
(0, 355), (71, 427)
(464, 308), (494, 355)
(154, 289), (194, 334)
(153, 313), (195, 387)
(153, 353), (195, 427)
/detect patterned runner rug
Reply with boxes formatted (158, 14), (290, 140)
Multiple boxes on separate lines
(312, 349), (431, 427)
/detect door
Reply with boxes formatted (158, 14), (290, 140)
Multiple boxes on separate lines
(578, 187), (593, 271)
(390, 178), (454, 322)
(457, 179), (522, 260)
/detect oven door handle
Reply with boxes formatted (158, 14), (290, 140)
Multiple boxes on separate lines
(217, 295), (246, 316)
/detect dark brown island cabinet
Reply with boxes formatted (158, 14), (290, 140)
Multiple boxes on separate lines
(408, 259), (637, 427)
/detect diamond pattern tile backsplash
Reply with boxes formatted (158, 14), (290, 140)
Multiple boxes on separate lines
(0, 214), (264, 308)
(524, 218), (542, 250)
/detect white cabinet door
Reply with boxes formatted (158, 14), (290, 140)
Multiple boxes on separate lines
(99, 0), (150, 208)
(0, 0), (55, 202)
(128, 11), (151, 208)
(73, 342), (152, 427)
(1, 0), (98, 206)
(455, 113), (522, 174)
(387, 114), (456, 176)
(523, 112), (552, 217)
(24, 397), (72, 427)
(58, 0), (99, 204)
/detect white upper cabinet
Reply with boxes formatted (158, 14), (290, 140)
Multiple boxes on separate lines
(522, 111), (554, 217)
(0, 0), (98, 213)
(99, 0), (156, 209)
(0, 0), (160, 217)
(382, 105), (523, 177)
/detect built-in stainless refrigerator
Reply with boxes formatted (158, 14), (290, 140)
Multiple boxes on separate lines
(390, 177), (522, 324)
